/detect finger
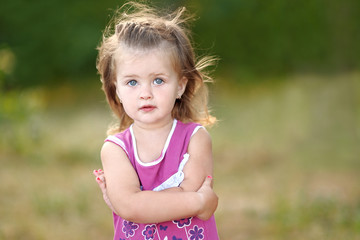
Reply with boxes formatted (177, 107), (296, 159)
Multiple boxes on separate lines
(96, 176), (107, 193)
(96, 174), (106, 183)
(204, 175), (213, 188)
(93, 169), (101, 177)
(93, 169), (104, 177)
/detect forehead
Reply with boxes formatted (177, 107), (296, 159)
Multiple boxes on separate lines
(114, 43), (181, 76)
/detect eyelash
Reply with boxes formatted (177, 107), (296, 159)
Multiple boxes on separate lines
(126, 78), (164, 86)
(153, 78), (164, 85)
(127, 80), (137, 86)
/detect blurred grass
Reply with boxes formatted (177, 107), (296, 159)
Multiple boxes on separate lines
(1, 74), (360, 239)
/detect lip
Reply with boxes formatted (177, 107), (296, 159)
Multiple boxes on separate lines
(139, 105), (156, 112)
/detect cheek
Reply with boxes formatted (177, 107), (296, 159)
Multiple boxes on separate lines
(159, 88), (177, 101)
(116, 89), (133, 111)
(163, 92), (178, 109)
(121, 99), (137, 118)
(116, 87), (129, 100)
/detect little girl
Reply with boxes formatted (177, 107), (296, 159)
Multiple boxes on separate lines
(93, 2), (219, 239)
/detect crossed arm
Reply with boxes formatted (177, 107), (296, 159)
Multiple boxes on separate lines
(95, 128), (218, 224)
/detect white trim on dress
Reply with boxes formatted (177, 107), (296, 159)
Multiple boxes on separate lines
(191, 125), (205, 137)
(105, 135), (129, 156)
(130, 119), (178, 167)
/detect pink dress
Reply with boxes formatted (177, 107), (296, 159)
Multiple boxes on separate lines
(105, 119), (219, 240)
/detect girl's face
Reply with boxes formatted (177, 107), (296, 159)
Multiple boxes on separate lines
(115, 47), (187, 129)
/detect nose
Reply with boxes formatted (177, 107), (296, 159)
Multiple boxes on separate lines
(139, 83), (153, 100)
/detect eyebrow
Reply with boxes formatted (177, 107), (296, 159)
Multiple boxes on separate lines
(152, 72), (169, 78)
(121, 74), (139, 79)
(121, 72), (169, 78)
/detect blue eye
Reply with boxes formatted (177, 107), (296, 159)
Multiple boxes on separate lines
(128, 80), (137, 86)
(153, 78), (164, 85)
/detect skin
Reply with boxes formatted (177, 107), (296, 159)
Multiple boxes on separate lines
(94, 46), (218, 224)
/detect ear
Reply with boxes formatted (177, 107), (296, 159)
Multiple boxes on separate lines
(177, 76), (188, 98)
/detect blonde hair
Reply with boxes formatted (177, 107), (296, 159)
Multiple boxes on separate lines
(96, 1), (217, 134)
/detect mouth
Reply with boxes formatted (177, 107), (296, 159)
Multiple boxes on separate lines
(139, 105), (156, 112)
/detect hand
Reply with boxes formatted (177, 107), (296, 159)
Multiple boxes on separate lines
(196, 176), (218, 220)
(93, 169), (117, 213)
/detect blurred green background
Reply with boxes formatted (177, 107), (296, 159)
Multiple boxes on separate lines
(1, 0), (360, 239)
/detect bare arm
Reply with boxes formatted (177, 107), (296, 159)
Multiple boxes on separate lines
(181, 128), (214, 191)
(161, 128), (217, 219)
(101, 141), (217, 224)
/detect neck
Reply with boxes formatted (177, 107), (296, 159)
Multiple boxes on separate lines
(132, 118), (175, 135)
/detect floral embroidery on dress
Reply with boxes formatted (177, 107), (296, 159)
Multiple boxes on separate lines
(172, 236), (182, 240)
(142, 224), (157, 240)
(188, 225), (204, 240)
(122, 220), (139, 237)
(159, 225), (168, 231)
(173, 217), (192, 228)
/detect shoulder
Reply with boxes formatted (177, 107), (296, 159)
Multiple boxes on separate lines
(176, 120), (201, 129)
(185, 125), (212, 164)
(176, 120), (205, 136)
(101, 127), (132, 163)
(101, 141), (128, 163)
(175, 120), (211, 145)
(103, 127), (132, 156)
(189, 127), (212, 149)
(108, 127), (132, 142)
